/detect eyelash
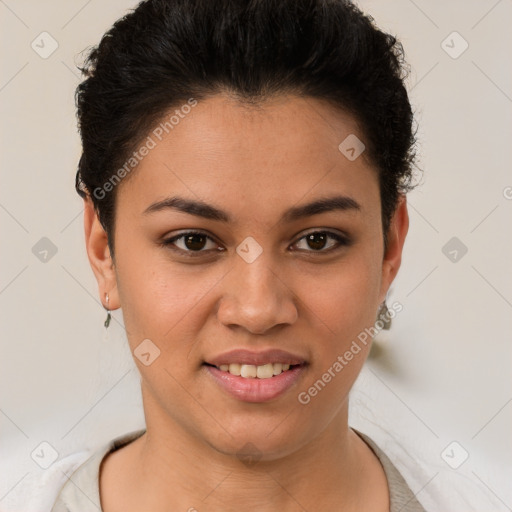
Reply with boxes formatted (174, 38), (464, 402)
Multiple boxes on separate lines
(160, 229), (351, 258)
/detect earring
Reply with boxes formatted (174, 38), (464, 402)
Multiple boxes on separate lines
(104, 292), (111, 328)
(376, 301), (392, 330)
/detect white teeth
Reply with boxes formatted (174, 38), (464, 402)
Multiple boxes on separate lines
(273, 363), (283, 375)
(217, 362), (295, 378)
(228, 363), (241, 376)
(240, 364), (257, 378)
(256, 363), (274, 379)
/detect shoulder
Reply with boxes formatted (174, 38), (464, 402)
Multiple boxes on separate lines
(1, 449), (91, 512)
(353, 427), (507, 512)
(355, 429), (427, 512)
(3, 429), (146, 512)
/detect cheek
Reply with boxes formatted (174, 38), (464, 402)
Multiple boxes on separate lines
(115, 251), (213, 400)
(113, 236), (209, 343)
(293, 257), (381, 419)
(297, 253), (382, 343)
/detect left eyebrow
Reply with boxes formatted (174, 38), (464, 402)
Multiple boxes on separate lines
(142, 194), (361, 222)
(281, 195), (361, 223)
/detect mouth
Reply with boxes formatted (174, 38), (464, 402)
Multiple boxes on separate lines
(202, 349), (307, 402)
(204, 362), (300, 379)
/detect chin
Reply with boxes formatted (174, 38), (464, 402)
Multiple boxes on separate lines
(200, 416), (312, 463)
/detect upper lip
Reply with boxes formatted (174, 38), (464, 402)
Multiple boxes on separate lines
(206, 349), (307, 367)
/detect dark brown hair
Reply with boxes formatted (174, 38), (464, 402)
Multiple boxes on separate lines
(75, 0), (418, 258)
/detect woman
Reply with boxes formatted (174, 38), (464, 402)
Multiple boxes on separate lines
(52, 0), (423, 510)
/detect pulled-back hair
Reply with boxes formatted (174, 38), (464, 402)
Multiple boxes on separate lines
(75, 0), (417, 258)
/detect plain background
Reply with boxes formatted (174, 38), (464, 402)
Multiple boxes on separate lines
(1, 0), (511, 509)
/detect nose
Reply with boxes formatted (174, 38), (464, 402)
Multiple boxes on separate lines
(216, 251), (298, 335)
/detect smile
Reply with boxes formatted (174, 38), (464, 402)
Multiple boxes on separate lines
(203, 348), (307, 402)
(203, 364), (307, 402)
(215, 362), (294, 379)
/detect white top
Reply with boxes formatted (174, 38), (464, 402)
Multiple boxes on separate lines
(3, 427), (505, 511)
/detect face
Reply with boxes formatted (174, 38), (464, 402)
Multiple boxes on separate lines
(85, 93), (408, 459)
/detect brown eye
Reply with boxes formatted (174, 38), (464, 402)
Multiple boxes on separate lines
(182, 233), (208, 251)
(162, 231), (220, 256)
(306, 232), (328, 251)
(293, 231), (350, 253)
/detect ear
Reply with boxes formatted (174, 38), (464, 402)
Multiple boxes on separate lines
(83, 196), (119, 310)
(378, 194), (409, 304)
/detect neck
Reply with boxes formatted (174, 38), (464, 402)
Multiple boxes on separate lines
(101, 389), (388, 512)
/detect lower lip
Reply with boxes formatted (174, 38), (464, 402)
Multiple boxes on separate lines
(204, 365), (305, 403)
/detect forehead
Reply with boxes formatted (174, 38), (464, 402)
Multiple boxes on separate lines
(152, 94), (365, 164)
(116, 94), (379, 221)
